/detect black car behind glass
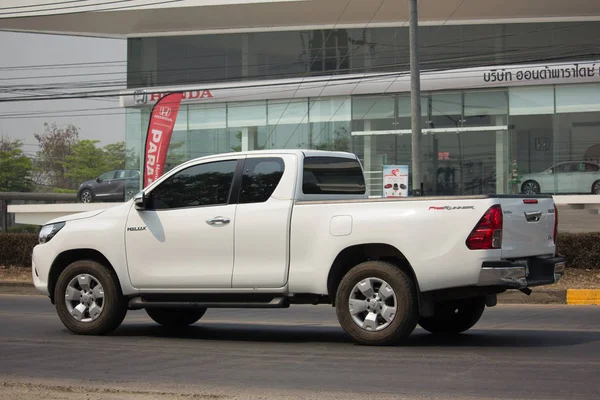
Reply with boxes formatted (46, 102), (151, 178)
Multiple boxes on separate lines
(77, 170), (140, 203)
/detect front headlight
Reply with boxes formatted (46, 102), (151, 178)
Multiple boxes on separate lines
(39, 222), (66, 244)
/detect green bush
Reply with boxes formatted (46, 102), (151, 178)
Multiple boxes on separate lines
(557, 232), (600, 269)
(6, 224), (41, 234)
(52, 188), (77, 194)
(0, 233), (38, 267)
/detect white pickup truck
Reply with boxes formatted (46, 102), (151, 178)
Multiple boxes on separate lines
(32, 150), (565, 346)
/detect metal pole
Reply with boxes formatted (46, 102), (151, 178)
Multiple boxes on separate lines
(409, 0), (423, 195)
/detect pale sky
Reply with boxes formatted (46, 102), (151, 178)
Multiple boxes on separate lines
(0, 31), (126, 158)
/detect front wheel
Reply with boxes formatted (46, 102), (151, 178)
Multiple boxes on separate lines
(54, 260), (128, 335)
(592, 180), (600, 195)
(146, 307), (207, 328)
(418, 297), (486, 335)
(79, 189), (94, 203)
(335, 261), (419, 346)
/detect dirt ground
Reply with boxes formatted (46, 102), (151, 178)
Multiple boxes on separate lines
(2, 265), (599, 289)
(0, 378), (526, 400)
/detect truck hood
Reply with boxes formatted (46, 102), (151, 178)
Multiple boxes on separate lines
(45, 208), (108, 225)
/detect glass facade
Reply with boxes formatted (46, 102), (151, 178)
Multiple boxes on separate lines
(124, 20), (600, 198)
(125, 83), (600, 197)
(127, 21), (600, 87)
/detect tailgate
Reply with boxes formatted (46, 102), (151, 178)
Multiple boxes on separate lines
(499, 197), (556, 259)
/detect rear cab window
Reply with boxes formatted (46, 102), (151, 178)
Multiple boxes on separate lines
(302, 156), (366, 195)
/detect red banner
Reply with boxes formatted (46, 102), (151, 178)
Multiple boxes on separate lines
(143, 92), (183, 187)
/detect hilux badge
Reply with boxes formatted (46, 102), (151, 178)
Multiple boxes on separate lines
(127, 226), (147, 232)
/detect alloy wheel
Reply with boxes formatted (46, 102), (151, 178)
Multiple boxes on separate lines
(65, 274), (104, 323)
(348, 277), (398, 332)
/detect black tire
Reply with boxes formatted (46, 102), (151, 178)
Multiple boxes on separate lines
(79, 189), (94, 203)
(521, 180), (540, 195)
(592, 180), (600, 195)
(335, 261), (419, 346)
(418, 297), (485, 335)
(146, 307), (206, 328)
(54, 260), (128, 335)
(125, 187), (137, 201)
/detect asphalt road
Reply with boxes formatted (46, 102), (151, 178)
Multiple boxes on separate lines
(0, 294), (599, 399)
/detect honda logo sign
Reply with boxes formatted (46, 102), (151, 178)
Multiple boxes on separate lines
(158, 106), (172, 117)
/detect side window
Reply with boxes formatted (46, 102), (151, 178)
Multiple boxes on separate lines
(302, 156), (366, 195)
(555, 164), (569, 173)
(125, 170), (140, 179)
(565, 163), (579, 173)
(99, 171), (116, 181)
(584, 163), (599, 172)
(239, 157), (285, 204)
(149, 160), (237, 210)
(115, 170), (127, 179)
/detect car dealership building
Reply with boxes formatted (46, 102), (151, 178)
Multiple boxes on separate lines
(3, 0), (600, 202)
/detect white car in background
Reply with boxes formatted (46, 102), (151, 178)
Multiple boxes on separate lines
(521, 161), (600, 195)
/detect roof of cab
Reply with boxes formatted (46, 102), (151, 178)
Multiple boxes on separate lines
(180, 149), (358, 166)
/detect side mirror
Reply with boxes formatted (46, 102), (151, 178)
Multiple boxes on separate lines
(96, 177), (101, 183)
(134, 192), (147, 210)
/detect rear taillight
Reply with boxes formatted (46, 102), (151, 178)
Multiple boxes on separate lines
(466, 204), (503, 250)
(553, 204), (558, 245)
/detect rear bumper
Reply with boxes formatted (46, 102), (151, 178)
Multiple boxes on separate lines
(478, 256), (565, 289)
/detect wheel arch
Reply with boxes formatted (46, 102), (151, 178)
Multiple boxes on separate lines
(326, 243), (421, 307)
(48, 248), (120, 304)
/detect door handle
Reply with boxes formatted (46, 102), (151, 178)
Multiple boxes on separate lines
(206, 217), (231, 226)
(524, 211), (542, 222)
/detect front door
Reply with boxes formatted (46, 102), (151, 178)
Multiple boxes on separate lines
(125, 158), (241, 289)
(94, 171), (118, 201)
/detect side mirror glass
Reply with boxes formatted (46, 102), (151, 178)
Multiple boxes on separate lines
(134, 192), (146, 210)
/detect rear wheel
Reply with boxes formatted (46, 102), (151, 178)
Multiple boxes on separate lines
(146, 307), (206, 328)
(521, 180), (540, 195)
(54, 260), (128, 335)
(335, 261), (419, 346)
(418, 297), (486, 335)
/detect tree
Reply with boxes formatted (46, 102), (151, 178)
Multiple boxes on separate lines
(33, 122), (79, 189)
(103, 142), (127, 170)
(313, 126), (350, 152)
(0, 137), (34, 192)
(63, 140), (107, 185)
(231, 131), (266, 152)
(164, 141), (187, 172)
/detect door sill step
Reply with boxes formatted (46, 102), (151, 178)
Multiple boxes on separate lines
(128, 296), (289, 310)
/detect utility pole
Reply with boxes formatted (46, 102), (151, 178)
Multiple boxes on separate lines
(409, 0), (423, 195)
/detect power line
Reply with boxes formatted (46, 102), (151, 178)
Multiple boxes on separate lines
(283, 0), (401, 149)
(0, 0), (182, 17)
(0, 52), (598, 109)
(0, 60), (126, 71)
(0, 20), (592, 74)
(2, 38), (596, 98)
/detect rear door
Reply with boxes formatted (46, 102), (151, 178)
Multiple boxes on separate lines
(499, 197), (556, 259)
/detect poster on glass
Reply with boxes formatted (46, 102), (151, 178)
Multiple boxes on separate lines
(382, 165), (409, 198)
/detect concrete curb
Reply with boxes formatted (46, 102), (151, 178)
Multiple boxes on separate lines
(1, 282), (599, 304)
(494, 289), (600, 305)
(0, 282), (40, 296)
